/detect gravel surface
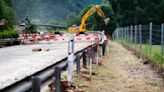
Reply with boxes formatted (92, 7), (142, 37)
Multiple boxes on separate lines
(106, 41), (163, 92)
(74, 41), (164, 92)
(0, 42), (93, 89)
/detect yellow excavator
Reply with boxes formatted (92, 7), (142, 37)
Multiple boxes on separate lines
(68, 5), (110, 33)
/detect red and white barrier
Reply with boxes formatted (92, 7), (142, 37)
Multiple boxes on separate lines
(19, 33), (100, 44)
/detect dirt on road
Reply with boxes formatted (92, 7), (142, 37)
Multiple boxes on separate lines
(74, 41), (164, 92)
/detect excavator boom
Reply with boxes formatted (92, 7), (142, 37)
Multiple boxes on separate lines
(68, 5), (110, 33)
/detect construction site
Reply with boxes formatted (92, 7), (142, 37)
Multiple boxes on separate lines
(0, 0), (164, 92)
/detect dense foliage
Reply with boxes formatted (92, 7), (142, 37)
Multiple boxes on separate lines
(0, 0), (17, 38)
(24, 24), (37, 34)
(0, 29), (18, 39)
(1, 0), (163, 37)
(66, 1), (116, 35)
(111, 0), (164, 26)
(79, 4), (116, 35)
(0, 0), (16, 28)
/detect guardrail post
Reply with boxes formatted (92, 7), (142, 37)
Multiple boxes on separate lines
(100, 44), (103, 59)
(67, 36), (75, 82)
(91, 44), (95, 61)
(55, 66), (61, 92)
(101, 31), (106, 56)
(149, 22), (153, 56)
(32, 76), (41, 92)
(87, 47), (90, 66)
(161, 23), (164, 62)
(89, 46), (92, 79)
(82, 50), (87, 67)
(102, 41), (106, 56)
(106, 38), (110, 56)
(76, 53), (81, 75)
(95, 44), (99, 65)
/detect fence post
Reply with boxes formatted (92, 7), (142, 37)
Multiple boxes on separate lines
(130, 25), (133, 48)
(55, 67), (61, 92)
(127, 26), (129, 46)
(149, 22), (152, 56)
(121, 27), (124, 44)
(125, 27), (127, 45)
(134, 25), (137, 49)
(139, 24), (142, 51)
(124, 27), (126, 44)
(67, 36), (75, 82)
(161, 24), (164, 62)
(32, 76), (41, 92)
(117, 28), (119, 40)
(76, 53), (81, 75)
(112, 32), (115, 41)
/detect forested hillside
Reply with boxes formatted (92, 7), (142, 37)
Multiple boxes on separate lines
(1, 0), (164, 32)
(0, 0), (16, 27)
(7, 0), (101, 24)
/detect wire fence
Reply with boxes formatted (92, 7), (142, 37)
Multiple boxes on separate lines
(112, 22), (164, 65)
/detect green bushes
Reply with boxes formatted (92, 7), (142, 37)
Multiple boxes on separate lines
(0, 30), (18, 39)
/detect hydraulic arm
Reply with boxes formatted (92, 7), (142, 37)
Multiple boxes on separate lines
(68, 5), (110, 33)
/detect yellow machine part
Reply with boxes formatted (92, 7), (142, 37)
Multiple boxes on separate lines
(68, 5), (109, 33)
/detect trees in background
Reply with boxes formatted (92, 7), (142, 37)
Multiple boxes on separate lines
(111, 0), (164, 26)
(79, 4), (116, 35)
(66, 3), (116, 35)
(66, 12), (80, 27)
(0, 0), (16, 29)
(0, 0), (17, 38)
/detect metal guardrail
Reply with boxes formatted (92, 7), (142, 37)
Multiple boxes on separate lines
(0, 31), (108, 92)
(0, 39), (21, 47)
(0, 42), (105, 92)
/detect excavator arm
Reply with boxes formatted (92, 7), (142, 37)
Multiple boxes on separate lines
(79, 5), (109, 32)
(68, 5), (110, 33)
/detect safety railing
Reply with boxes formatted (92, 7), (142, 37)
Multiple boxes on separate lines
(0, 35), (108, 92)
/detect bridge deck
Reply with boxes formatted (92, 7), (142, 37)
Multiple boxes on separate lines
(0, 42), (93, 89)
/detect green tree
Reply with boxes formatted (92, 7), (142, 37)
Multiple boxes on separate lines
(79, 4), (116, 35)
(102, 0), (109, 5)
(0, 0), (16, 27)
(158, 0), (164, 23)
(66, 12), (79, 27)
(111, 0), (164, 26)
(24, 24), (37, 34)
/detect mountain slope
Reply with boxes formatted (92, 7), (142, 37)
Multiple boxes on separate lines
(10, 0), (101, 23)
